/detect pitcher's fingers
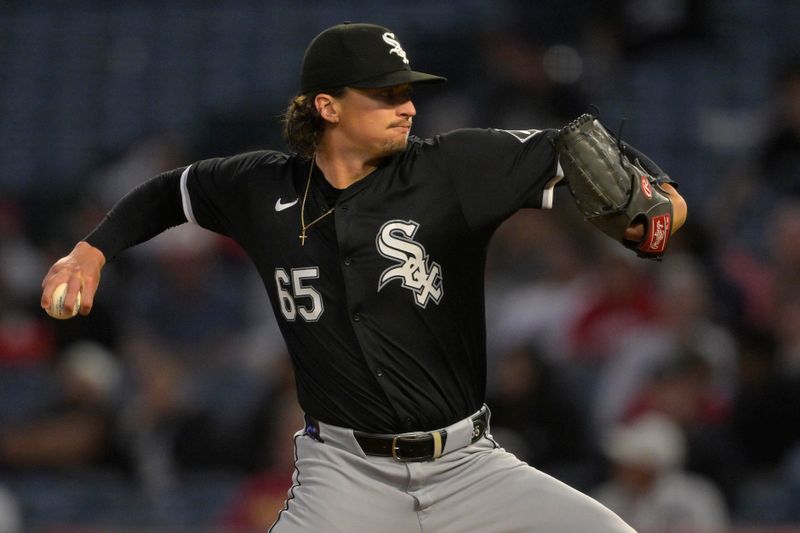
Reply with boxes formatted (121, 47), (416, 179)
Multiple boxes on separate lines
(40, 258), (76, 306)
(63, 277), (84, 316)
(77, 275), (100, 315)
(40, 274), (63, 309)
(623, 222), (645, 243)
(41, 267), (79, 310)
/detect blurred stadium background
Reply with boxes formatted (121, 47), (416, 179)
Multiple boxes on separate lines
(2, 0), (800, 531)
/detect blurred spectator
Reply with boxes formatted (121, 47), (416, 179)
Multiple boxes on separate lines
(0, 341), (126, 472)
(107, 225), (268, 492)
(591, 0), (714, 57)
(486, 344), (593, 484)
(124, 225), (250, 353)
(90, 133), (189, 212)
(116, 337), (256, 494)
(222, 360), (301, 531)
(767, 202), (800, 296)
(564, 247), (661, 363)
(116, 341), (182, 494)
(732, 329), (796, 466)
(621, 351), (743, 508)
(784, 446), (800, 523)
(0, 198), (48, 306)
(0, 199), (55, 367)
(727, 286), (800, 487)
(0, 277), (54, 367)
(485, 205), (597, 362)
(487, 204), (592, 285)
(757, 57), (800, 196)
(0, 484), (22, 533)
(713, 58), (800, 332)
(718, 200), (800, 337)
(476, 29), (586, 129)
(592, 253), (737, 432)
(592, 413), (729, 531)
(773, 287), (800, 380)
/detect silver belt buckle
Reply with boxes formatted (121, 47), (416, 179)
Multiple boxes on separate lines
(391, 432), (425, 462)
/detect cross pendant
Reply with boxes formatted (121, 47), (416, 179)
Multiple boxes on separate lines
(299, 232), (307, 246)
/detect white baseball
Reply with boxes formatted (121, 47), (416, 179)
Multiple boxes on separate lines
(48, 282), (81, 320)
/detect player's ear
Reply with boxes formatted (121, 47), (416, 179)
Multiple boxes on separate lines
(315, 93), (340, 124)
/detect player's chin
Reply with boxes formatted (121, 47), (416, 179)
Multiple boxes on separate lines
(381, 136), (409, 156)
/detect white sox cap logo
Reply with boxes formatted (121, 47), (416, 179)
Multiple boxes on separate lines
(382, 32), (409, 65)
(376, 220), (443, 308)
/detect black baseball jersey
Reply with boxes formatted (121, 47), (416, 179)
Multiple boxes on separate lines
(178, 128), (561, 433)
(94, 128), (562, 434)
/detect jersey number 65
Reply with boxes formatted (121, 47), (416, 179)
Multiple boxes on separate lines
(274, 267), (324, 322)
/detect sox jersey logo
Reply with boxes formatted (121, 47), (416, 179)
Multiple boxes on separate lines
(376, 220), (443, 308)
(382, 32), (409, 65)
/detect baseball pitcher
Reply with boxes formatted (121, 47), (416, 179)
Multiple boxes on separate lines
(41, 22), (687, 532)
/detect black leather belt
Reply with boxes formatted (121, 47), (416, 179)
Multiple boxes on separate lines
(353, 408), (488, 462)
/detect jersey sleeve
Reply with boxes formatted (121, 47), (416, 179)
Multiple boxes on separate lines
(180, 150), (283, 236)
(433, 128), (563, 233)
(84, 168), (187, 261)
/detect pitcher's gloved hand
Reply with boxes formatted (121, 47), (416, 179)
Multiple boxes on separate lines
(553, 114), (674, 260)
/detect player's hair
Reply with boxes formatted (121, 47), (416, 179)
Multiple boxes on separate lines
(283, 89), (345, 159)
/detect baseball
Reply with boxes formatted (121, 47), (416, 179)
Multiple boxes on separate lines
(48, 282), (81, 320)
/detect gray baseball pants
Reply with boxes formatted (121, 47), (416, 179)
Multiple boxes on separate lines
(269, 408), (635, 533)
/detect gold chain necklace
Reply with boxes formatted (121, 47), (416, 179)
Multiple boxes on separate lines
(299, 154), (334, 246)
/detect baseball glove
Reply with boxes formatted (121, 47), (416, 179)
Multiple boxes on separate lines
(552, 114), (673, 260)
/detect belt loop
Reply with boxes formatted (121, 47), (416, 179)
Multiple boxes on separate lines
(432, 431), (443, 459)
(304, 413), (325, 442)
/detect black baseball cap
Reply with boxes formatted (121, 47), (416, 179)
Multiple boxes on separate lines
(300, 22), (447, 94)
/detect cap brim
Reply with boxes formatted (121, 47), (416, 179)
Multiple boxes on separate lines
(348, 69), (447, 88)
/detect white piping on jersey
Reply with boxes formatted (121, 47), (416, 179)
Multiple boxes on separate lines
(179, 165), (198, 224)
(541, 158), (564, 209)
(496, 129), (542, 143)
(495, 128), (560, 208)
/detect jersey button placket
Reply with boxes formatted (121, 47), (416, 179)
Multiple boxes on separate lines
(352, 312), (361, 322)
(344, 257), (352, 266)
